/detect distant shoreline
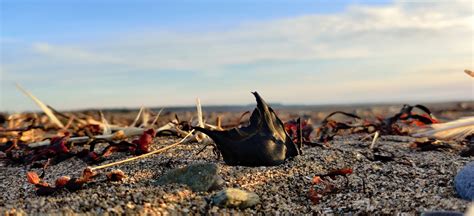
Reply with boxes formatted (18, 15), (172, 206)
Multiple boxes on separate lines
(3, 100), (471, 114)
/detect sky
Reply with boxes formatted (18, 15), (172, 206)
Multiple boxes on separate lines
(0, 0), (473, 112)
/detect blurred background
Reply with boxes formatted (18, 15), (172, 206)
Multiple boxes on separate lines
(0, 0), (472, 112)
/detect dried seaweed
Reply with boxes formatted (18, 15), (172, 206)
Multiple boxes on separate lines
(2, 129), (156, 166)
(316, 104), (438, 143)
(308, 168), (353, 204)
(193, 92), (302, 166)
(26, 167), (98, 196)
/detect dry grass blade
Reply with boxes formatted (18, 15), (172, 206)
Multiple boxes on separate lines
(370, 131), (380, 149)
(16, 83), (64, 128)
(140, 108), (150, 128)
(413, 117), (474, 140)
(90, 129), (195, 171)
(194, 97), (212, 143)
(130, 106), (144, 127)
(99, 111), (111, 135)
(150, 107), (164, 127)
(64, 116), (75, 130)
(196, 98), (204, 128)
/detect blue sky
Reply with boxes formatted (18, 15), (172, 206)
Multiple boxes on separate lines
(1, 0), (472, 111)
(2, 0), (390, 42)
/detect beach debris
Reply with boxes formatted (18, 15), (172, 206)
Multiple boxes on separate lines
(23, 131), (195, 196)
(316, 104), (437, 143)
(193, 92), (302, 166)
(454, 161), (474, 201)
(413, 116), (474, 140)
(149, 108), (164, 127)
(3, 128), (156, 165)
(84, 139), (134, 164)
(284, 118), (315, 146)
(130, 107), (145, 127)
(154, 163), (223, 192)
(26, 167), (98, 196)
(88, 130), (194, 172)
(369, 131), (380, 149)
(411, 116), (474, 155)
(106, 169), (127, 181)
(193, 98), (213, 144)
(4, 133), (74, 165)
(308, 168), (353, 204)
(99, 111), (111, 135)
(211, 188), (260, 209)
(316, 111), (362, 143)
(155, 119), (192, 138)
(16, 83), (64, 128)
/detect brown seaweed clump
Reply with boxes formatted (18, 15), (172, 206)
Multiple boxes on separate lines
(194, 92), (302, 166)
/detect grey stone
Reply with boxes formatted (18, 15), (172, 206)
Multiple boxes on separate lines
(211, 188), (260, 209)
(154, 163), (223, 192)
(454, 161), (474, 201)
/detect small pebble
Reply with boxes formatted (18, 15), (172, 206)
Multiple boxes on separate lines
(211, 188), (260, 209)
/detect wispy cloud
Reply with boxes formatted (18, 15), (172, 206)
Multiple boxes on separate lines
(1, 0), (472, 111)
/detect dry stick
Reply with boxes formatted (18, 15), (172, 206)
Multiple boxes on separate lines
(369, 131), (380, 149)
(130, 107), (144, 127)
(90, 129), (195, 171)
(196, 98), (204, 128)
(150, 108), (164, 127)
(194, 98), (205, 142)
(99, 111), (111, 135)
(216, 116), (223, 130)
